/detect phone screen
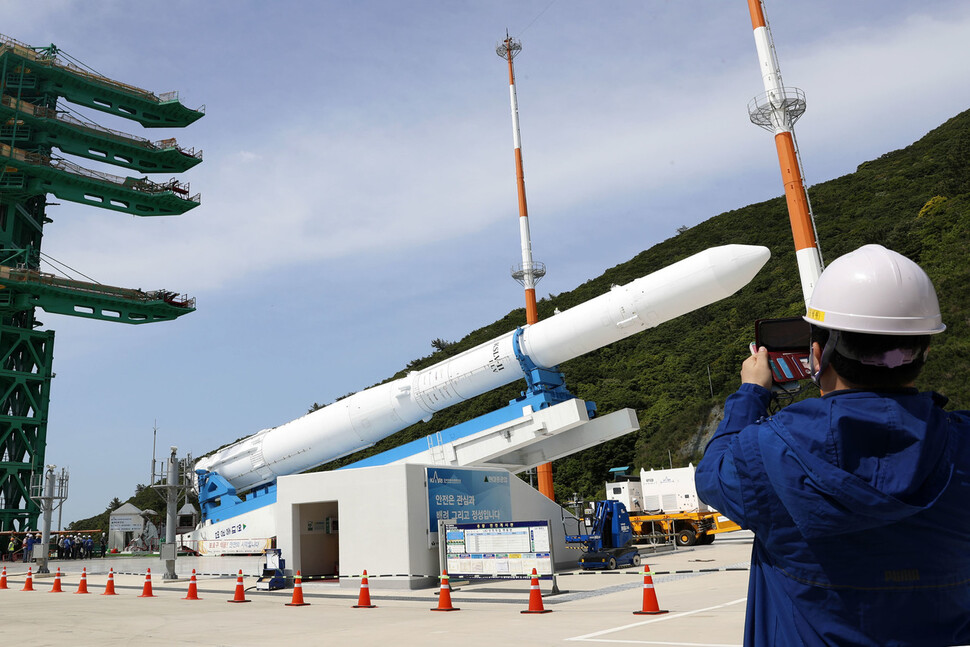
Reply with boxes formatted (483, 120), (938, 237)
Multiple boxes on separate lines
(755, 317), (812, 383)
(756, 317), (811, 351)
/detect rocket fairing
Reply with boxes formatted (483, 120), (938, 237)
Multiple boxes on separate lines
(195, 244), (771, 492)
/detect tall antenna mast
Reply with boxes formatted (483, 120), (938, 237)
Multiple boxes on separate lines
(496, 34), (553, 500)
(497, 34), (546, 325)
(745, 0), (823, 307)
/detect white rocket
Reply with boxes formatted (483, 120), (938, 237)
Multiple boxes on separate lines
(195, 244), (770, 492)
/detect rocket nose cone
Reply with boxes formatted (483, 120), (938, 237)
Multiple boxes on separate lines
(710, 244), (771, 293)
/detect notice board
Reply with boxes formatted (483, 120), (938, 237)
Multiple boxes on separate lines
(444, 520), (553, 580)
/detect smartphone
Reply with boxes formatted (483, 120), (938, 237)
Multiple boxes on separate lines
(754, 317), (812, 383)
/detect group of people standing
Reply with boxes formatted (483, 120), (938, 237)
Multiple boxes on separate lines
(1, 531), (107, 562)
(2, 532), (39, 562)
(56, 533), (103, 560)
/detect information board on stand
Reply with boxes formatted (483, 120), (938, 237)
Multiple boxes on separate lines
(443, 520), (553, 580)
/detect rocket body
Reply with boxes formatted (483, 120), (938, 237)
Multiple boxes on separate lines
(195, 244), (770, 492)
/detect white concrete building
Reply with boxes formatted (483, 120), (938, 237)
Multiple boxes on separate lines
(274, 463), (577, 589)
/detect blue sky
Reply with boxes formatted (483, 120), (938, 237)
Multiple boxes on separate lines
(5, 1), (970, 523)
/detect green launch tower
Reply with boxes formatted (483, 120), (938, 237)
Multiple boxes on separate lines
(0, 34), (201, 531)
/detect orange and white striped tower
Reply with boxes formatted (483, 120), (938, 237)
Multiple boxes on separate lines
(746, 0), (823, 307)
(497, 34), (554, 501)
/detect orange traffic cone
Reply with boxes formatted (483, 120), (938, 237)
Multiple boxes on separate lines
(75, 568), (90, 594)
(49, 568), (64, 593)
(102, 568), (118, 595)
(521, 568), (552, 614)
(285, 570), (310, 606)
(353, 570), (376, 608)
(183, 569), (200, 600)
(227, 569), (250, 603)
(21, 567), (34, 591)
(633, 567), (668, 615)
(0, 566), (8, 590)
(430, 570), (459, 611)
(138, 568), (155, 598)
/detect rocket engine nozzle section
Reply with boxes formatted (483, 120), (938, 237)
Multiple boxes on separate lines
(194, 244), (770, 492)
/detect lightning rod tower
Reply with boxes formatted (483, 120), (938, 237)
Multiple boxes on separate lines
(745, 0), (824, 306)
(496, 35), (555, 501)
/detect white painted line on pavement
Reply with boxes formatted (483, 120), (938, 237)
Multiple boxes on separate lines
(565, 597), (746, 645)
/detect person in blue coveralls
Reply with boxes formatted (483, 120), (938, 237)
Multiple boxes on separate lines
(695, 244), (970, 646)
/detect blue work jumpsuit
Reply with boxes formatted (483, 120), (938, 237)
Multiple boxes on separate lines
(695, 384), (970, 646)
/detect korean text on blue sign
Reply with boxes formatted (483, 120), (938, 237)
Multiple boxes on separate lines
(427, 467), (512, 532)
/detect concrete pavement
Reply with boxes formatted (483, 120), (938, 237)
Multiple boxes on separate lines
(0, 531), (753, 646)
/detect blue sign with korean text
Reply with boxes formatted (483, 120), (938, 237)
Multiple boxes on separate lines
(426, 467), (513, 532)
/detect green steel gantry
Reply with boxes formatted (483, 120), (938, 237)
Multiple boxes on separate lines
(0, 34), (202, 531)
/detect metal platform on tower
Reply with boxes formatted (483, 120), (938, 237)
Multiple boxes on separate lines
(0, 95), (202, 173)
(0, 32), (202, 531)
(0, 266), (195, 323)
(0, 142), (200, 216)
(0, 35), (204, 128)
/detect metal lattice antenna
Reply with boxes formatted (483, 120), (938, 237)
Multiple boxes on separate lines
(496, 33), (522, 60)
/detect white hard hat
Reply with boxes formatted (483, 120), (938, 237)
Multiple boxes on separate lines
(804, 244), (945, 335)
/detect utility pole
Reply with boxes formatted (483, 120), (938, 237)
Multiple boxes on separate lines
(152, 442), (192, 581)
(29, 464), (68, 574)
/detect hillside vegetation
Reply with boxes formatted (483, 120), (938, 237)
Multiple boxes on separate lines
(69, 109), (970, 527)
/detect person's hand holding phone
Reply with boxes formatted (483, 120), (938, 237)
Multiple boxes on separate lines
(742, 345), (774, 390)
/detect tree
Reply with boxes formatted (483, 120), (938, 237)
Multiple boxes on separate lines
(431, 338), (454, 352)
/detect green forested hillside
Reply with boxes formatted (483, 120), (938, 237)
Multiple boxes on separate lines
(69, 109), (970, 527)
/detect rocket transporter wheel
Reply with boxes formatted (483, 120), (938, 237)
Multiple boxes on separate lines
(676, 528), (697, 547)
(632, 553), (641, 567)
(607, 557), (617, 570)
